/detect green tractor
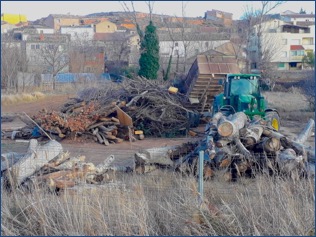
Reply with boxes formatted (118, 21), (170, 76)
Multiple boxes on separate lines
(212, 73), (280, 131)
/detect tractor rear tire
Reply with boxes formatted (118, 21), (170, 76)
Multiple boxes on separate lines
(265, 111), (280, 131)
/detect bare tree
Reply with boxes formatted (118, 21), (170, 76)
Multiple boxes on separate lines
(36, 36), (70, 90)
(1, 34), (28, 93)
(242, 1), (285, 73)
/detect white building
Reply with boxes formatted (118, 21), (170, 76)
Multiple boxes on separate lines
(60, 25), (94, 41)
(249, 19), (315, 70)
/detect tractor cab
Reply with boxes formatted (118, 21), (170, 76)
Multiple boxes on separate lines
(212, 73), (280, 130)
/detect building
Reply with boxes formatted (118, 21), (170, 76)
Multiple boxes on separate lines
(1, 13), (27, 24)
(61, 25), (94, 41)
(42, 14), (81, 32)
(158, 32), (230, 74)
(94, 20), (117, 33)
(23, 34), (71, 73)
(204, 9), (233, 27)
(1, 21), (18, 34)
(249, 19), (315, 71)
(94, 32), (140, 70)
(69, 45), (105, 73)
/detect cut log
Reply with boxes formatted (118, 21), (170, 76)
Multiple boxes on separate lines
(95, 155), (115, 173)
(47, 152), (70, 167)
(294, 118), (315, 144)
(3, 139), (63, 187)
(277, 149), (305, 175)
(212, 112), (224, 128)
(254, 137), (281, 153)
(95, 132), (103, 144)
(55, 156), (86, 170)
(217, 112), (248, 137)
(111, 117), (120, 123)
(98, 125), (118, 133)
(242, 126), (263, 147)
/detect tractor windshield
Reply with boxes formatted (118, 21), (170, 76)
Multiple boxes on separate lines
(230, 78), (259, 95)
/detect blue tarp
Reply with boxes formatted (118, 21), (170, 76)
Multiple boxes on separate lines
(41, 73), (123, 83)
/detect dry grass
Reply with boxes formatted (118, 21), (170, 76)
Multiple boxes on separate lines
(1, 92), (46, 106)
(263, 90), (314, 122)
(1, 171), (314, 236)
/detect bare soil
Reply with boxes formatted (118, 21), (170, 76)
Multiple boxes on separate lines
(1, 94), (201, 166)
(1, 94), (314, 167)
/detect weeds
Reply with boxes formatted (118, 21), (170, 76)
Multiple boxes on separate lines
(1, 92), (45, 106)
(1, 171), (314, 236)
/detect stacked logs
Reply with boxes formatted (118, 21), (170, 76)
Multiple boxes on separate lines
(1, 139), (132, 193)
(32, 100), (135, 144)
(133, 112), (315, 181)
(200, 112), (315, 181)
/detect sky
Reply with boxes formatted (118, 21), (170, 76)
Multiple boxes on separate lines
(1, 1), (315, 21)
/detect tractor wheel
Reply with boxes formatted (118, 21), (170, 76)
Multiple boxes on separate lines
(265, 111), (280, 131)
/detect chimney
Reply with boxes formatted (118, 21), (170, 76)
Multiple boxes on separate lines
(39, 33), (44, 40)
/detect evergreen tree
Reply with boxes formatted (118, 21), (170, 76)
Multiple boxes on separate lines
(138, 21), (160, 80)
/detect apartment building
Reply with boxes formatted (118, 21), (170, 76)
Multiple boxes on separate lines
(249, 18), (315, 70)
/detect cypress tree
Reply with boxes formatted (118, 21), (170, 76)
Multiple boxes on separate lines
(138, 21), (160, 80)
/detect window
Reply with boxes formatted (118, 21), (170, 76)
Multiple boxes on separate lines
(302, 37), (314, 45)
(282, 39), (287, 45)
(278, 63), (285, 68)
(205, 42), (209, 47)
(31, 44), (35, 50)
(280, 51), (287, 57)
(35, 44), (40, 49)
(251, 63), (257, 69)
(290, 50), (304, 56)
(175, 42), (178, 47)
(48, 44), (54, 50)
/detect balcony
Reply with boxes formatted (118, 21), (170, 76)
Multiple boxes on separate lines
(290, 55), (304, 61)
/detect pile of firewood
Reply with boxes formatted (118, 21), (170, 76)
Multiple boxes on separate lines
(23, 77), (196, 143)
(1, 139), (132, 193)
(31, 100), (137, 144)
(134, 112), (315, 181)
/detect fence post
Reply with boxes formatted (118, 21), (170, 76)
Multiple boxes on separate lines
(198, 150), (204, 205)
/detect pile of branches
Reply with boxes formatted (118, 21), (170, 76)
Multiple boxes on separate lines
(20, 77), (195, 143)
(77, 76), (194, 137)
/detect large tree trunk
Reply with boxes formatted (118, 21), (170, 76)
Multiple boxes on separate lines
(3, 139), (63, 188)
(217, 112), (248, 137)
(295, 118), (314, 144)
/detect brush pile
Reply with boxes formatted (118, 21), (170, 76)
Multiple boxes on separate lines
(26, 77), (196, 143)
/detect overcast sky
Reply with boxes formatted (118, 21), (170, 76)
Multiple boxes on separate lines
(1, 1), (315, 21)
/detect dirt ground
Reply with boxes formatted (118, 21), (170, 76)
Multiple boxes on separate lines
(1, 94), (315, 167)
(1, 94), (201, 166)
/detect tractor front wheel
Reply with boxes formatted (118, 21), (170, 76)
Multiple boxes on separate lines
(265, 111), (280, 131)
